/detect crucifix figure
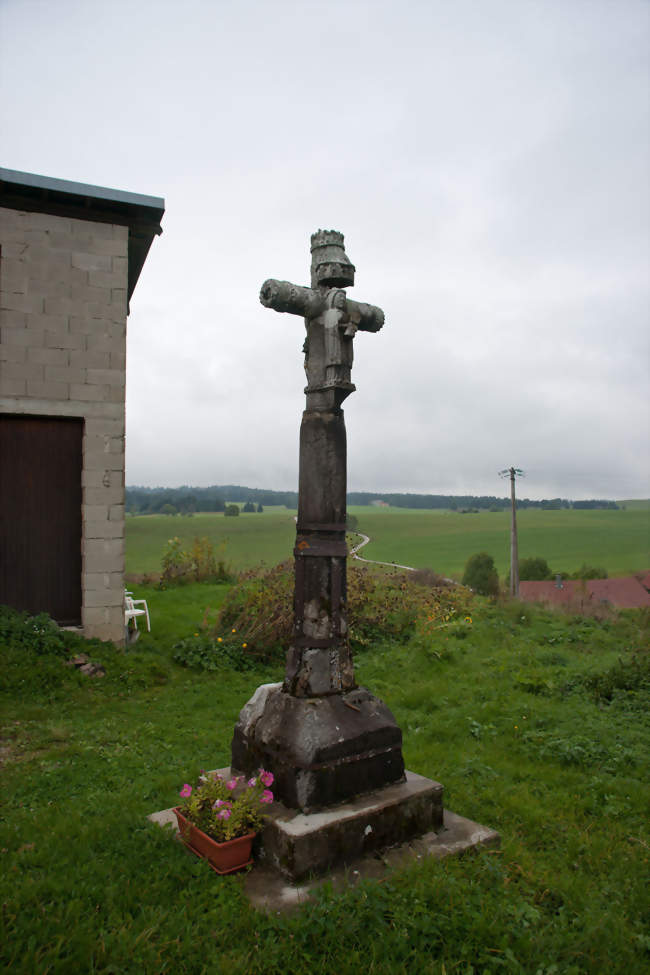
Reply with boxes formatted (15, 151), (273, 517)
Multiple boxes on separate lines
(259, 230), (384, 696)
(231, 231), (404, 813)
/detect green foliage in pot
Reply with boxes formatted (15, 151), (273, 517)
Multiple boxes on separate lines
(177, 769), (274, 842)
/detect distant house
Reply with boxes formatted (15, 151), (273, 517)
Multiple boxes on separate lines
(0, 168), (164, 643)
(519, 577), (650, 611)
(638, 572), (650, 593)
(370, 499), (389, 507)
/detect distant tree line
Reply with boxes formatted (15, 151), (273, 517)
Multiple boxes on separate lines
(126, 485), (619, 515)
(347, 492), (618, 511)
(126, 485), (297, 515)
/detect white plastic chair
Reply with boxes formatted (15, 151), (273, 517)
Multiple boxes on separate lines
(124, 591), (151, 631)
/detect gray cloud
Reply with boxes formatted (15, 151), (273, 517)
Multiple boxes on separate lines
(1, 0), (648, 499)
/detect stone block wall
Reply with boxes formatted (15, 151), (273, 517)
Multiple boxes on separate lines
(0, 205), (129, 643)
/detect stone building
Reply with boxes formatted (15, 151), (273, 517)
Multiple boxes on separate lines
(0, 168), (164, 643)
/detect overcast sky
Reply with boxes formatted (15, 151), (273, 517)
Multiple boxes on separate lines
(2, 0), (648, 500)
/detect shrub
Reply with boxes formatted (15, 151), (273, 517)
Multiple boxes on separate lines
(242, 501), (256, 513)
(582, 651), (650, 702)
(211, 561), (293, 662)
(410, 567), (454, 588)
(0, 605), (69, 658)
(160, 536), (192, 583)
(519, 557), (553, 581)
(0, 605), (111, 695)
(160, 536), (231, 586)
(207, 562), (471, 664)
(173, 631), (257, 672)
(188, 536), (227, 582)
(573, 563), (608, 579)
(462, 552), (499, 596)
(224, 504), (240, 517)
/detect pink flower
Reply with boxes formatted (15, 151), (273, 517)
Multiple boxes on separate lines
(259, 769), (274, 787)
(247, 777), (257, 787)
(226, 778), (238, 791)
(179, 783), (192, 798)
(260, 789), (274, 804)
(218, 808), (231, 820)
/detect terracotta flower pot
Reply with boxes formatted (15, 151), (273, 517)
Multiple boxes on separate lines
(173, 807), (255, 874)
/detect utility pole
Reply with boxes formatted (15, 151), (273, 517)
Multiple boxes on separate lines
(499, 467), (524, 597)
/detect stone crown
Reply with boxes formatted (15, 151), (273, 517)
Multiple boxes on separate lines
(310, 229), (345, 250)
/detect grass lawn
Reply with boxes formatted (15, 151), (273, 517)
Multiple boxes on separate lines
(1, 579), (648, 974)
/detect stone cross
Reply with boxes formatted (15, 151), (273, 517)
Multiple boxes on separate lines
(231, 231), (404, 813)
(259, 230), (384, 697)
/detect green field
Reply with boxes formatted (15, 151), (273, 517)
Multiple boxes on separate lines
(126, 505), (650, 580)
(125, 507), (297, 576)
(351, 506), (650, 579)
(619, 498), (650, 511)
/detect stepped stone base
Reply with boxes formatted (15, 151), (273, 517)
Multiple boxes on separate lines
(149, 769), (499, 912)
(260, 769), (443, 881)
(245, 808), (500, 912)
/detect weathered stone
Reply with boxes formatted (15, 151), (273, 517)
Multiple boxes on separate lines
(79, 662), (105, 677)
(259, 769), (442, 881)
(148, 777), (500, 909)
(231, 684), (405, 812)
(256, 231), (384, 700)
(243, 809), (501, 912)
(232, 231), (401, 812)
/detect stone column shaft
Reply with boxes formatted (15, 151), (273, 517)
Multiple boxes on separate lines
(284, 408), (355, 696)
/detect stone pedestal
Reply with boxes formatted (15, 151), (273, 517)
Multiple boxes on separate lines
(259, 770), (443, 882)
(231, 683), (405, 813)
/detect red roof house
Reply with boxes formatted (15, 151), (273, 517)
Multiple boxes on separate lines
(519, 576), (650, 610)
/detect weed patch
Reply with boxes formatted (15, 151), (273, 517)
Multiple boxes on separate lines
(173, 632), (260, 672)
(581, 650), (650, 702)
(209, 562), (471, 664)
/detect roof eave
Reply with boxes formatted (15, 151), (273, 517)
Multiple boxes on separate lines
(0, 168), (165, 303)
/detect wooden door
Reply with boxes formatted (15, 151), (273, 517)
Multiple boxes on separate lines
(0, 415), (83, 624)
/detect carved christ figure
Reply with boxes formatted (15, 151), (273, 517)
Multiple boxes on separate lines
(260, 269), (383, 409)
(302, 287), (357, 392)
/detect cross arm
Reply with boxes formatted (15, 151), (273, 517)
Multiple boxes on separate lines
(260, 279), (324, 318)
(345, 299), (384, 333)
(260, 278), (384, 333)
